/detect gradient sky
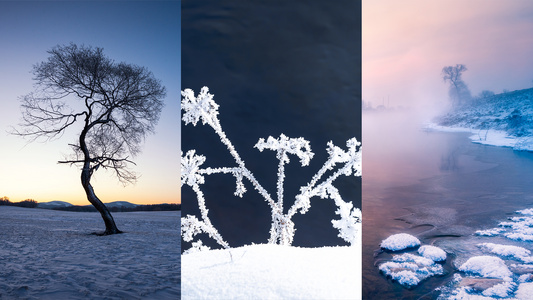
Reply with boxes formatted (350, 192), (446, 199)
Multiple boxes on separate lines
(0, 1), (180, 205)
(363, 0), (533, 115)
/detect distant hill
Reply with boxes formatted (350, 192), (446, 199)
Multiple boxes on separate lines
(435, 88), (533, 150)
(100, 201), (138, 208)
(52, 202), (180, 212)
(37, 201), (73, 209)
(2, 199), (180, 212)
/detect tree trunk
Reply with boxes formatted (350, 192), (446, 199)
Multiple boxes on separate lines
(81, 165), (121, 235)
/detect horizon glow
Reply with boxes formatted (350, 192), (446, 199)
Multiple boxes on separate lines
(0, 1), (180, 206)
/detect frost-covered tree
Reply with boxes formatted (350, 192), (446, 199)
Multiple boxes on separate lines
(442, 64), (472, 108)
(13, 43), (166, 235)
(181, 87), (362, 252)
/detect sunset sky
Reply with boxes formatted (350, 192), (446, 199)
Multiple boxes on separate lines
(0, 1), (180, 205)
(363, 0), (533, 114)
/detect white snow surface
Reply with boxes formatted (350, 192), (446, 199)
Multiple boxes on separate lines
(0, 206), (180, 299)
(459, 256), (512, 280)
(418, 245), (447, 262)
(182, 243), (361, 300)
(380, 233), (421, 251)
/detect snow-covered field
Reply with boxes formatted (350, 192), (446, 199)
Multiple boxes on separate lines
(0, 206), (180, 299)
(182, 231), (361, 300)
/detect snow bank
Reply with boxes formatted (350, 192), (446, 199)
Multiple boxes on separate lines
(459, 256), (512, 280)
(430, 88), (533, 152)
(418, 245), (447, 262)
(182, 244), (360, 299)
(425, 123), (533, 152)
(380, 233), (420, 251)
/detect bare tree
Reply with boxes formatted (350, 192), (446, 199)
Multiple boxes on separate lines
(13, 43), (166, 235)
(442, 64), (472, 107)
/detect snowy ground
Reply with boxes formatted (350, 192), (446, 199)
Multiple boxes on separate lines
(430, 88), (533, 151)
(182, 226), (361, 300)
(425, 123), (533, 150)
(0, 206), (180, 299)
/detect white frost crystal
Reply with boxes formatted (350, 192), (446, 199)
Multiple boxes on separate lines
(180, 87), (362, 251)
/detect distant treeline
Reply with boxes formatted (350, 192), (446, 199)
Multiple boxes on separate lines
(52, 203), (181, 212)
(0, 196), (180, 211)
(0, 197), (38, 208)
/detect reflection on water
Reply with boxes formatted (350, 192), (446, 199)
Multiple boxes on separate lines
(362, 110), (533, 299)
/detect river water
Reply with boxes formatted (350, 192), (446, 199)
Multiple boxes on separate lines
(362, 110), (533, 299)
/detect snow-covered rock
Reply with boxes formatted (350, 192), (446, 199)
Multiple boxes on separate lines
(380, 233), (421, 251)
(418, 245), (447, 262)
(478, 243), (531, 261)
(378, 253), (443, 287)
(514, 282), (533, 299)
(458, 256), (512, 280)
(476, 228), (506, 237)
(481, 281), (516, 298)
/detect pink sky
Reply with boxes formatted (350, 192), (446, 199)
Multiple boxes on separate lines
(363, 0), (533, 112)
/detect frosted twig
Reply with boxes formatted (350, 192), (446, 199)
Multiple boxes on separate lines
(181, 86), (362, 250)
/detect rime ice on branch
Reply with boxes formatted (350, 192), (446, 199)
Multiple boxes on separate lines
(181, 87), (362, 251)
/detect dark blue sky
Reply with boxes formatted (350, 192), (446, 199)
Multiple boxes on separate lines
(0, 1), (181, 204)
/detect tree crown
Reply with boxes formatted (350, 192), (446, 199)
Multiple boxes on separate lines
(15, 43), (166, 184)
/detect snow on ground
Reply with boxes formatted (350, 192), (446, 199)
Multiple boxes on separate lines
(0, 206), (180, 299)
(182, 241), (361, 299)
(428, 88), (533, 151)
(380, 233), (420, 251)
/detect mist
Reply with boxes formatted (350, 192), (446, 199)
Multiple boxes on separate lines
(363, 0), (533, 117)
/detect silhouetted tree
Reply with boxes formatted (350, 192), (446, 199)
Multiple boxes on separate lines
(17, 199), (38, 208)
(0, 196), (12, 206)
(442, 64), (472, 107)
(13, 43), (166, 234)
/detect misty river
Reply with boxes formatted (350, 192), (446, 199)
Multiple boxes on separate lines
(362, 109), (533, 299)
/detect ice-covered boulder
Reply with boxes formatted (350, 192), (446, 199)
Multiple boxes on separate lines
(459, 256), (512, 280)
(378, 253), (443, 287)
(380, 233), (420, 251)
(418, 245), (447, 262)
(478, 243), (531, 261)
